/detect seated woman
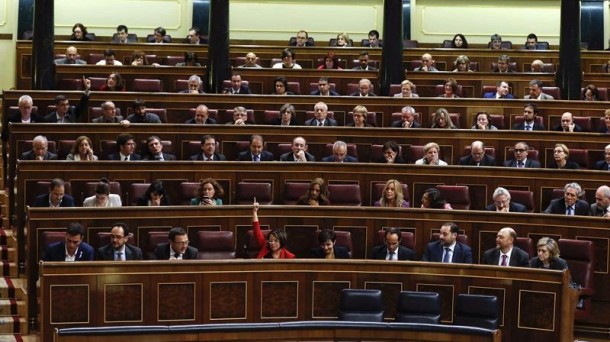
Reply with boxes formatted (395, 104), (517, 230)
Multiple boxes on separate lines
(452, 55), (473, 72)
(346, 105), (373, 127)
(415, 142), (447, 166)
(581, 84), (600, 101)
(66, 136), (98, 161)
(83, 178), (122, 207)
(451, 34), (468, 48)
(310, 229), (350, 259)
(297, 178), (330, 206)
(272, 48), (302, 69)
(529, 237), (568, 270)
(335, 32), (351, 47)
(190, 178), (224, 206)
(548, 143), (580, 169)
(175, 52), (201, 67)
(374, 179), (409, 208)
(375, 140), (406, 164)
(437, 78), (461, 98)
(137, 180), (170, 206)
(471, 112), (498, 130)
(100, 72), (125, 91)
(131, 50), (160, 67)
(421, 188), (453, 209)
(317, 52), (342, 70)
(431, 108), (456, 129)
(70, 23), (92, 41)
(393, 80), (418, 98)
(271, 103), (298, 125)
(252, 201), (295, 259)
(271, 76), (295, 95)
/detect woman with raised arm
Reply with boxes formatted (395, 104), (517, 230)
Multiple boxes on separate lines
(252, 200), (295, 259)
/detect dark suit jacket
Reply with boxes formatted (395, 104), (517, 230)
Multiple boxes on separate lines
(511, 122), (546, 131)
(483, 92), (514, 99)
(310, 246), (350, 259)
(369, 245), (415, 261)
(547, 160), (580, 169)
(422, 241), (472, 263)
(96, 244), (143, 260)
(310, 89), (340, 96)
(593, 160), (610, 170)
(552, 124), (584, 132)
(189, 152), (227, 161)
(92, 115), (124, 123)
(349, 91), (377, 97)
(351, 66), (377, 71)
(482, 246), (530, 266)
(223, 85), (252, 94)
(321, 155), (358, 162)
(391, 120), (421, 128)
(485, 202), (527, 213)
(374, 155), (407, 164)
(279, 151), (316, 162)
(33, 193), (75, 207)
(2, 112), (46, 141)
(143, 152), (177, 161)
(544, 198), (590, 216)
(237, 150), (274, 161)
(20, 150), (58, 160)
(43, 92), (90, 123)
(590, 203), (609, 217)
(107, 153), (142, 161)
(152, 243), (198, 260)
(503, 158), (541, 168)
(304, 118), (338, 126)
(184, 118), (217, 124)
(43, 241), (94, 261)
(529, 256), (569, 270)
(458, 154), (496, 166)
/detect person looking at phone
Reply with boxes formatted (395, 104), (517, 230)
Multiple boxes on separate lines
(190, 178), (224, 206)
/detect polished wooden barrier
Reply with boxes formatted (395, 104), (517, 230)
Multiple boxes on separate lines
(38, 251), (571, 341)
(54, 321), (502, 342)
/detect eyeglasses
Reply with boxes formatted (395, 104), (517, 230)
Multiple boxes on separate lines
(514, 149), (526, 153)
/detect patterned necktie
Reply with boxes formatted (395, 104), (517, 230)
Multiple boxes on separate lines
(318, 121), (323, 127)
(517, 161), (524, 168)
(500, 254), (508, 266)
(442, 247), (451, 263)
(567, 206), (574, 216)
(115, 251), (122, 261)
(254, 155), (260, 162)
(525, 124), (532, 131)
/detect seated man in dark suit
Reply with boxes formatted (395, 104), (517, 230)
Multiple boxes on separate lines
(152, 227), (199, 260)
(96, 222), (143, 260)
(486, 187), (527, 213)
(222, 72), (252, 94)
(511, 103), (546, 131)
(92, 101), (124, 123)
(370, 227), (415, 261)
(592, 144), (610, 171)
(349, 78), (376, 97)
(590, 185), (610, 217)
(351, 51), (377, 71)
(310, 77), (340, 96)
(2, 95), (45, 142)
(142, 135), (177, 161)
(33, 178), (75, 208)
(304, 102), (338, 126)
(422, 222), (472, 263)
(552, 112), (585, 132)
(543, 182), (590, 216)
(310, 229), (350, 259)
(483, 80), (514, 99)
(458, 141), (495, 166)
(43, 80), (91, 123)
(107, 134), (141, 161)
(279, 136), (315, 162)
(503, 141), (541, 168)
(237, 134), (274, 161)
(321, 140), (358, 162)
(225, 106), (254, 125)
(391, 106), (421, 128)
(482, 227), (530, 266)
(185, 104), (217, 125)
(290, 30), (314, 47)
(43, 222), (94, 261)
(179, 75), (205, 94)
(189, 134), (227, 161)
(20, 135), (58, 161)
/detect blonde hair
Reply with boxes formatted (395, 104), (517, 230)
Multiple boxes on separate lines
(379, 179), (405, 207)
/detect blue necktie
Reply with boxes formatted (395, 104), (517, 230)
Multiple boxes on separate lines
(442, 247), (451, 263)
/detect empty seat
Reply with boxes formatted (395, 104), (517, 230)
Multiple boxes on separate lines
(57, 78), (83, 90)
(403, 40), (419, 48)
(558, 239), (595, 321)
(328, 184), (361, 206)
(145, 231), (168, 260)
(508, 190), (535, 212)
(283, 182), (310, 205)
(132, 79), (162, 92)
(57, 140), (75, 160)
(514, 237), (534, 258)
(87, 53), (104, 65)
(40, 231), (66, 259)
(376, 230), (415, 251)
(569, 148), (589, 168)
(436, 185), (470, 210)
(129, 183), (151, 206)
(245, 229), (270, 259)
(542, 86), (561, 100)
(197, 231), (235, 259)
(165, 55), (185, 66)
(395, 291), (441, 324)
(454, 294), (500, 330)
(338, 289), (384, 322)
(178, 182), (199, 205)
(235, 182), (272, 205)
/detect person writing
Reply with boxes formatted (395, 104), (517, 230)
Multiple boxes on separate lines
(252, 199), (295, 259)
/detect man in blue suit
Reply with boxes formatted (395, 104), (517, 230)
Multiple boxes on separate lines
(544, 182), (590, 216)
(422, 222), (472, 264)
(43, 222), (94, 261)
(321, 140), (358, 162)
(237, 134), (274, 161)
(33, 178), (75, 208)
(483, 80), (514, 99)
(304, 102), (338, 126)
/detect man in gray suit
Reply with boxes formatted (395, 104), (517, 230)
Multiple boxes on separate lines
(96, 222), (143, 260)
(54, 46), (87, 64)
(591, 185), (610, 217)
(524, 79), (554, 100)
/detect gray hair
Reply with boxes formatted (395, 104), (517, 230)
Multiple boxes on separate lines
(188, 74), (202, 84)
(492, 187), (511, 201)
(18, 95), (33, 106)
(401, 106), (415, 114)
(564, 182), (583, 197)
(333, 140), (347, 151)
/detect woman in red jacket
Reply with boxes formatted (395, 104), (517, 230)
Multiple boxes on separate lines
(252, 201), (295, 259)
